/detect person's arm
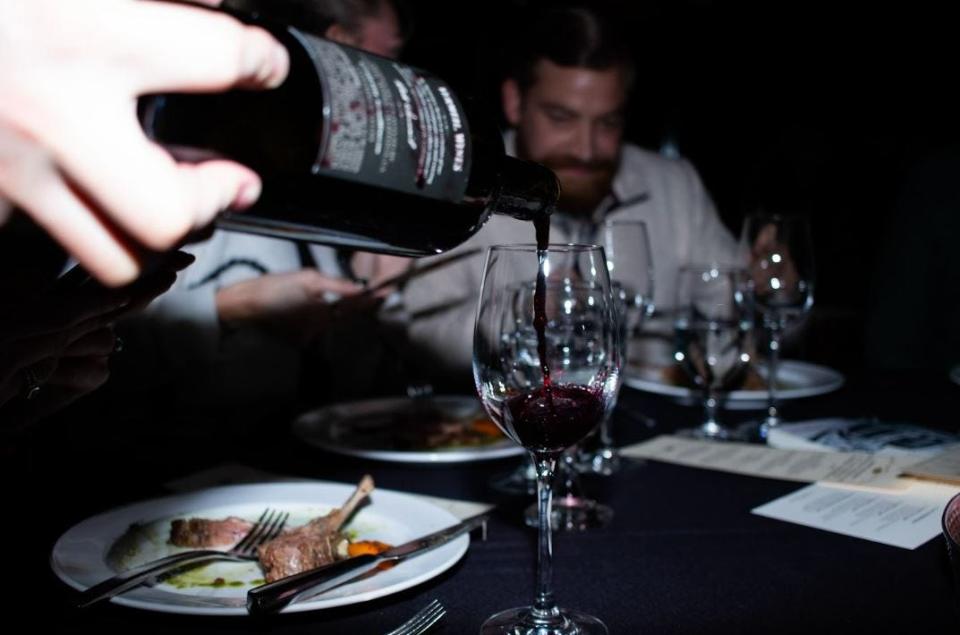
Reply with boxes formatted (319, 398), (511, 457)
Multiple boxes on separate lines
(0, 0), (289, 286)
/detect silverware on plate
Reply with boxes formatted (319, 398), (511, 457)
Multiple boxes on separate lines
(77, 508), (288, 608)
(246, 512), (488, 615)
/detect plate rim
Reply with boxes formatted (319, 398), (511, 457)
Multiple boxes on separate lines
(50, 480), (470, 616)
(292, 395), (525, 463)
(622, 359), (845, 403)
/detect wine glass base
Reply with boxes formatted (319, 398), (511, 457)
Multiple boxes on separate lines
(524, 496), (614, 531)
(480, 606), (608, 635)
(674, 425), (743, 442)
(734, 419), (777, 444)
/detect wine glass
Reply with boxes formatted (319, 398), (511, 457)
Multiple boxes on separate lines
(474, 244), (621, 635)
(739, 214), (815, 441)
(673, 265), (753, 440)
(510, 279), (619, 531)
(576, 219), (654, 474)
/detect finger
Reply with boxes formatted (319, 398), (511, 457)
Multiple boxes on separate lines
(44, 356), (111, 394)
(55, 109), (262, 255)
(300, 270), (367, 298)
(119, 1), (289, 93)
(2, 333), (71, 382)
(162, 250), (197, 272)
(2, 130), (143, 287)
(14, 358), (110, 425)
(120, 269), (178, 313)
(62, 328), (116, 358)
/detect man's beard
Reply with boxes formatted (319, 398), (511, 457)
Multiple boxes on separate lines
(521, 153), (618, 217)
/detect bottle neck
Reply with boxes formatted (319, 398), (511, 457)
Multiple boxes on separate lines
(492, 157), (560, 221)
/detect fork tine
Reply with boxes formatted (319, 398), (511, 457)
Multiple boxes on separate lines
(233, 509), (272, 553)
(413, 605), (446, 635)
(403, 604), (445, 635)
(262, 512), (289, 543)
(241, 510), (289, 556)
(389, 599), (446, 635)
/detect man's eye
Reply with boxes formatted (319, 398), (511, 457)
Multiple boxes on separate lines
(546, 110), (574, 124)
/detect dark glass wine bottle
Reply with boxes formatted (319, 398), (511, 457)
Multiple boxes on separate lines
(139, 6), (559, 255)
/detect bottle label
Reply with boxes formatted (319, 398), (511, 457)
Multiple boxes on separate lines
(294, 33), (472, 202)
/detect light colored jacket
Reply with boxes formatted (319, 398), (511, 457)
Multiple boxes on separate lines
(400, 136), (738, 382)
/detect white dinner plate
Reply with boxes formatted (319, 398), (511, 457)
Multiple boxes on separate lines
(293, 395), (525, 463)
(623, 360), (845, 409)
(51, 481), (469, 615)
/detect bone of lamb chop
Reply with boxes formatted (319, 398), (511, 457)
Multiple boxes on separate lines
(257, 475), (375, 582)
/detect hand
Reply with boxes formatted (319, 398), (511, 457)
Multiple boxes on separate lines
(0, 0), (290, 286)
(0, 251), (193, 425)
(749, 223), (801, 301)
(215, 269), (377, 345)
(351, 252), (411, 294)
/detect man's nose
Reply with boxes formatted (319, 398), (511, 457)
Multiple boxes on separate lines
(569, 123), (596, 162)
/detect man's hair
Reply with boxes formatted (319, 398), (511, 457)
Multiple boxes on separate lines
(225, 0), (411, 40)
(307, 0), (410, 38)
(508, 4), (635, 93)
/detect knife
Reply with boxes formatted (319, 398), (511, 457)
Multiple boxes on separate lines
(246, 512), (488, 615)
(357, 248), (482, 297)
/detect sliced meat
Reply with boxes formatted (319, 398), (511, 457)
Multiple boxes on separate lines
(258, 475), (374, 582)
(169, 516), (253, 548)
(257, 513), (345, 582)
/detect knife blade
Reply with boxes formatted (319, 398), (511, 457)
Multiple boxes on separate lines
(357, 248), (482, 297)
(246, 512), (488, 615)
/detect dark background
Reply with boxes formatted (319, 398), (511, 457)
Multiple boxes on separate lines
(3, 0), (956, 375)
(398, 0), (960, 372)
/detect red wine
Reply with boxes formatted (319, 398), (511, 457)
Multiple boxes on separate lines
(533, 214), (552, 388)
(139, 7), (558, 256)
(503, 386), (605, 454)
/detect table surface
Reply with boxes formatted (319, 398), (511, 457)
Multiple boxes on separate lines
(5, 369), (960, 634)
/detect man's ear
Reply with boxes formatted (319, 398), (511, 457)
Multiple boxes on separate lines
(501, 78), (522, 126)
(325, 23), (359, 47)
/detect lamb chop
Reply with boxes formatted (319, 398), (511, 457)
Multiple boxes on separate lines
(257, 475), (375, 582)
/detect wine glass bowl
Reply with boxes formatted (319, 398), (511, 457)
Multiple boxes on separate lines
(473, 244), (620, 635)
(740, 214), (815, 440)
(673, 265), (753, 440)
(576, 219), (654, 475)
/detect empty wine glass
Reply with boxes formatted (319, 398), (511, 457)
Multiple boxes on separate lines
(673, 265), (753, 440)
(474, 244), (621, 635)
(576, 219), (654, 475)
(739, 214), (814, 441)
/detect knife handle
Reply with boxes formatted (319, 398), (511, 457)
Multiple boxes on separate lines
(246, 553), (381, 615)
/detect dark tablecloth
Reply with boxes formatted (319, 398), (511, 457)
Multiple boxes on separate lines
(5, 371), (960, 634)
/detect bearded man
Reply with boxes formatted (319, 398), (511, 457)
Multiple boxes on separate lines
(399, 4), (738, 385)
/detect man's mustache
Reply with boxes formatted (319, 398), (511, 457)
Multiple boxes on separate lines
(541, 156), (617, 174)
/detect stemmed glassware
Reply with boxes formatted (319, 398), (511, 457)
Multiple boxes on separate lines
(673, 265), (753, 440)
(516, 278), (621, 531)
(738, 214), (815, 441)
(474, 244), (621, 635)
(577, 219), (654, 474)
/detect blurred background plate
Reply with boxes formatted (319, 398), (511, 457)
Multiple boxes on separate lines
(623, 360), (845, 410)
(293, 395), (525, 463)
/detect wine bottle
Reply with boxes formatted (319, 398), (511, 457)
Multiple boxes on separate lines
(139, 6), (559, 256)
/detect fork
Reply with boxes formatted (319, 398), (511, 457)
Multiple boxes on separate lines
(386, 599), (446, 635)
(77, 508), (289, 608)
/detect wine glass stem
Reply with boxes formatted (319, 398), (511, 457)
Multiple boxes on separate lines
(703, 388), (721, 436)
(765, 326), (782, 428)
(532, 454), (562, 622)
